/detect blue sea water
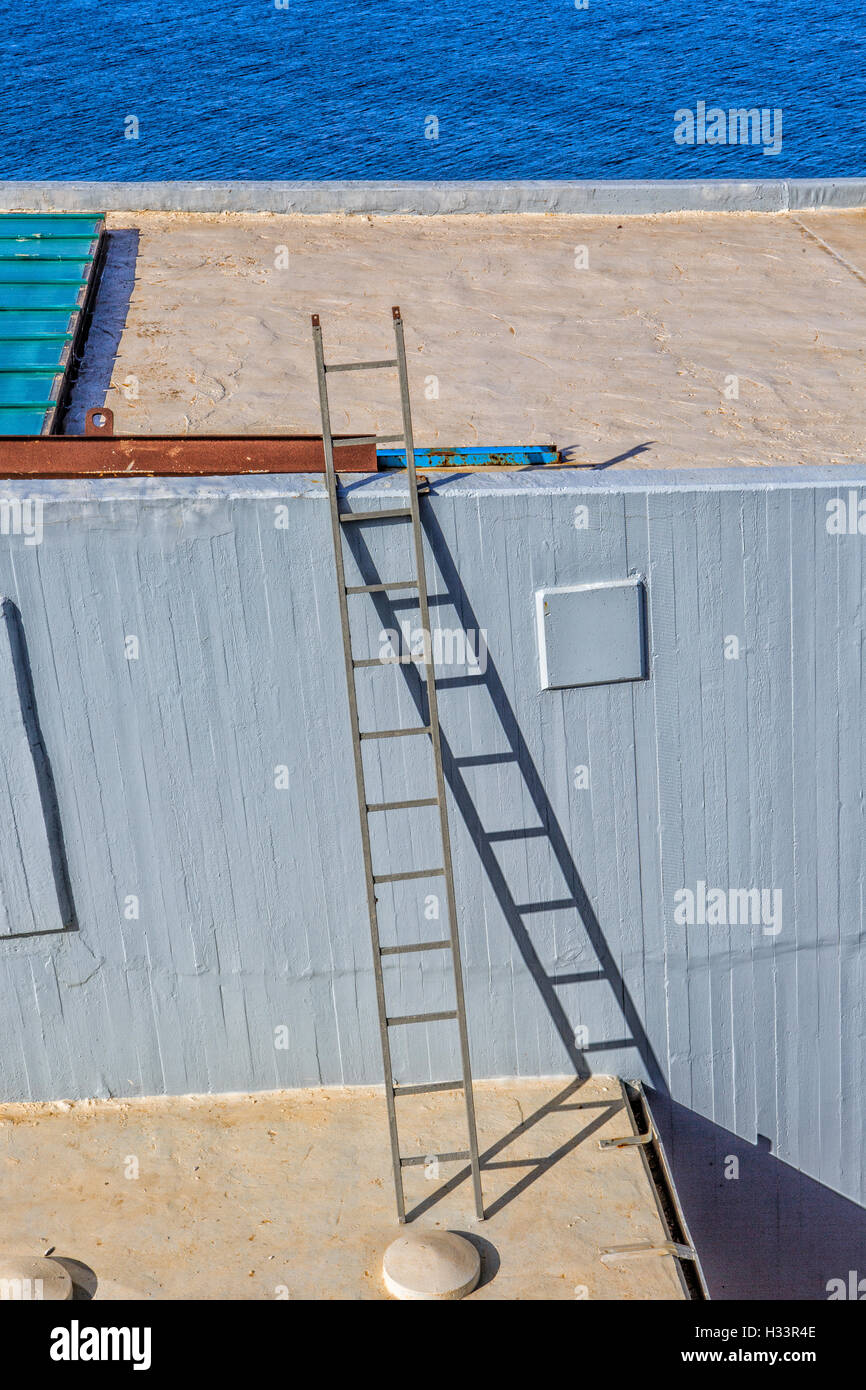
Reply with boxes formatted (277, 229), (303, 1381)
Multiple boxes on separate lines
(0, 0), (862, 180)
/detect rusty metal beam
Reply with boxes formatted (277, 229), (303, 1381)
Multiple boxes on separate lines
(0, 429), (377, 478)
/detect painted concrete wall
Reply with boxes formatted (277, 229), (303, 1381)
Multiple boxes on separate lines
(0, 466), (864, 1208)
(0, 178), (865, 215)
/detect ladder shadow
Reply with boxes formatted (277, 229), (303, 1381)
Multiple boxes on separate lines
(403, 1078), (623, 1223)
(341, 485), (666, 1216)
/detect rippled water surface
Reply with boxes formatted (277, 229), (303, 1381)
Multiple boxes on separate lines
(0, 0), (862, 179)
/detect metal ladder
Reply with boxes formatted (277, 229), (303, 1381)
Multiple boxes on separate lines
(311, 306), (484, 1224)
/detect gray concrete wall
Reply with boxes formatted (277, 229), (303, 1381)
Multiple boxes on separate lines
(1, 178), (866, 214)
(0, 466), (864, 1207)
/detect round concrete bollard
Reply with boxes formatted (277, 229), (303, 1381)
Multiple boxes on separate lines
(0, 1253), (73, 1300)
(382, 1230), (481, 1301)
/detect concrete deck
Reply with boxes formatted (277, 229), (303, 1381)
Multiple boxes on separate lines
(0, 1077), (686, 1300)
(65, 208), (866, 469)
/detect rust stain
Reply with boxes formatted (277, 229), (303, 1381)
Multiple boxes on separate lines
(0, 435), (378, 478)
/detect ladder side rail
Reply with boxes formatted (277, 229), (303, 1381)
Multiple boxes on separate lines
(392, 307), (485, 1221)
(311, 314), (407, 1222)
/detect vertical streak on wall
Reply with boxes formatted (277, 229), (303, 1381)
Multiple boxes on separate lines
(0, 597), (70, 939)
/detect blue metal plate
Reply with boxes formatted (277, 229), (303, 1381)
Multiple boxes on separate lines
(378, 445), (559, 468)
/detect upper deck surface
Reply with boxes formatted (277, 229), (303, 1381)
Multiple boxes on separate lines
(63, 207), (866, 470)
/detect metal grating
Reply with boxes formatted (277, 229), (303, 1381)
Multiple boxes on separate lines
(0, 213), (106, 436)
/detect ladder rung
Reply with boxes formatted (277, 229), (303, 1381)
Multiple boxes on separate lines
(325, 358), (398, 373)
(367, 797), (438, 812)
(400, 1151), (470, 1168)
(393, 1080), (464, 1097)
(360, 726), (431, 740)
(387, 1010), (458, 1026)
(345, 581), (418, 594)
(339, 508), (412, 523)
(373, 868), (445, 884)
(353, 655), (423, 668)
(379, 939), (450, 956)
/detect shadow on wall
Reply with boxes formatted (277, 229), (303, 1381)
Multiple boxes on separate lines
(0, 599), (77, 936)
(340, 479), (866, 1288)
(63, 229), (139, 435)
(339, 475), (666, 1092)
(650, 1091), (866, 1300)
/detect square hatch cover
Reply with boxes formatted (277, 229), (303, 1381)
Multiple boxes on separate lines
(535, 578), (647, 690)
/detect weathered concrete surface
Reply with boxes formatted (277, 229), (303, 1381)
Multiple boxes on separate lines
(0, 1077), (686, 1301)
(66, 208), (866, 469)
(2, 178), (866, 215)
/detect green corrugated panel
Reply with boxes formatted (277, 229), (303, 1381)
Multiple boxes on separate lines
(0, 212), (105, 434)
(0, 216), (103, 238)
(0, 407), (53, 434)
(0, 285), (84, 309)
(0, 373), (60, 406)
(0, 312), (77, 336)
(0, 339), (71, 367)
(0, 261), (89, 283)
(0, 238), (99, 259)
